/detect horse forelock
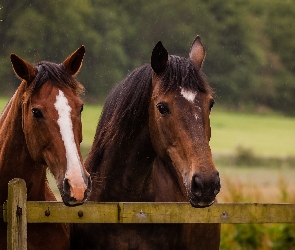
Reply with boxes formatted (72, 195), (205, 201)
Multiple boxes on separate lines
(161, 55), (213, 96)
(28, 61), (84, 96)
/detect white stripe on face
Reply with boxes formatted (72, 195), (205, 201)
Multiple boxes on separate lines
(54, 90), (86, 200)
(180, 87), (197, 102)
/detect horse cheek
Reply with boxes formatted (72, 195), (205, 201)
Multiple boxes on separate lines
(24, 117), (47, 164)
(149, 114), (167, 158)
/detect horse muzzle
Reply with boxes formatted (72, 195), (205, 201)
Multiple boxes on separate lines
(189, 171), (221, 208)
(62, 176), (92, 207)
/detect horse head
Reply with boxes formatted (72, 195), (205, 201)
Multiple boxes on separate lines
(149, 36), (220, 208)
(10, 46), (91, 206)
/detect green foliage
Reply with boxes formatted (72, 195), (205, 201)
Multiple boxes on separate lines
(269, 224), (295, 250)
(221, 224), (264, 250)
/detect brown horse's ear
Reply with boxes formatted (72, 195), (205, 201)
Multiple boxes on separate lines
(189, 36), (206, 69)
(63, 45), (85, 76)
(10, 54), (37, 83)
(151, 41), (168, 74)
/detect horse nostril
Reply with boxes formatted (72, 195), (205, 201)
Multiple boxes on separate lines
(213, 171), (221, 195)
(214, 188), (220, 196)
(191, 173), (203, 198)
(63, 178), (71, 196)
(191, 171), (221, 199)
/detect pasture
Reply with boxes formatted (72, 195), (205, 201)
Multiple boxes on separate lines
(210, 111), (295, 157)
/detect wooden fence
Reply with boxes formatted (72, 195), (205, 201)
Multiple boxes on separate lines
(3, 178), (295, 249)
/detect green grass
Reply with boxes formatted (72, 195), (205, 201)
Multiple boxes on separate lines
(80, 104), (102, 148)
(210, 111), (295, 157)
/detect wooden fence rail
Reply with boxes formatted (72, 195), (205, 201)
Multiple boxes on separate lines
(3, 178), (295, 249)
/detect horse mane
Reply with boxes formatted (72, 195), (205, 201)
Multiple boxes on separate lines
(87, 55), (213, 172)
(161, 55), (213, 94)
(29, 61), (84, 95)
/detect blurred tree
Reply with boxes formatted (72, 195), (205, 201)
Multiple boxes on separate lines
(0, 1), (94, 93)
(264, 1), (295, 114)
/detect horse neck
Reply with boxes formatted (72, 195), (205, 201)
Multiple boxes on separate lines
(89, 124), (156, 202)
(0, 83), (47, 202)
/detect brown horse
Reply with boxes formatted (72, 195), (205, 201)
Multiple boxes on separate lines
(71, 36), (220, 249)
(0, 46), (92, 249)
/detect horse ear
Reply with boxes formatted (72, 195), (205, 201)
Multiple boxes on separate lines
(63, 45), (85, 76)
(189, 36), (206, 69)
(10, 54), (37, 83)
(151, 41), (168, 74)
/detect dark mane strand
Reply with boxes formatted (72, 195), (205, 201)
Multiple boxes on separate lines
(87, 65), (152, 172)
(30, 61), (84, 95)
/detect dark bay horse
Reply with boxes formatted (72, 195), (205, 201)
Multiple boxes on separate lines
(71, 36), (220, 249)
(0, 46), (91, 249)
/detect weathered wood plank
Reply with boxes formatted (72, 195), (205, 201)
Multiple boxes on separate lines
(120, 202), (295, 224)
(23, 202), (295, 224)
(27, 202), (119, 223)
(6, 178), (27, 250)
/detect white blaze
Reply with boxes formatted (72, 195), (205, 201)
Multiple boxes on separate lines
(54, 90), (86, 200)
(180, 87), (197, 102)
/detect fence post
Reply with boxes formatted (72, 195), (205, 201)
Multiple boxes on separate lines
(6, 178), (27, 250)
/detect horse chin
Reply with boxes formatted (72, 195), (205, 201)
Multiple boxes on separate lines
(189, 198), (215, 208)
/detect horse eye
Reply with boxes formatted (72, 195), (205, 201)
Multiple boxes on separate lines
(156, 102), (169, 114)
(209, 99), (215, 110)
(80, 105), (84, 113)
(31, 108), (43, 118)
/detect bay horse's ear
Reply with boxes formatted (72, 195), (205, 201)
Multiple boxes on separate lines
(189, 36), (206, 69)
(10, 54), (37, 83)
(62, 45), (85, 76)
(151, 41), (168, 74)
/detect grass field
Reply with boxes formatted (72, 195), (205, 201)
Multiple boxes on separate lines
(210, 111), (295, 157)
(80, 104), (103, 149)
